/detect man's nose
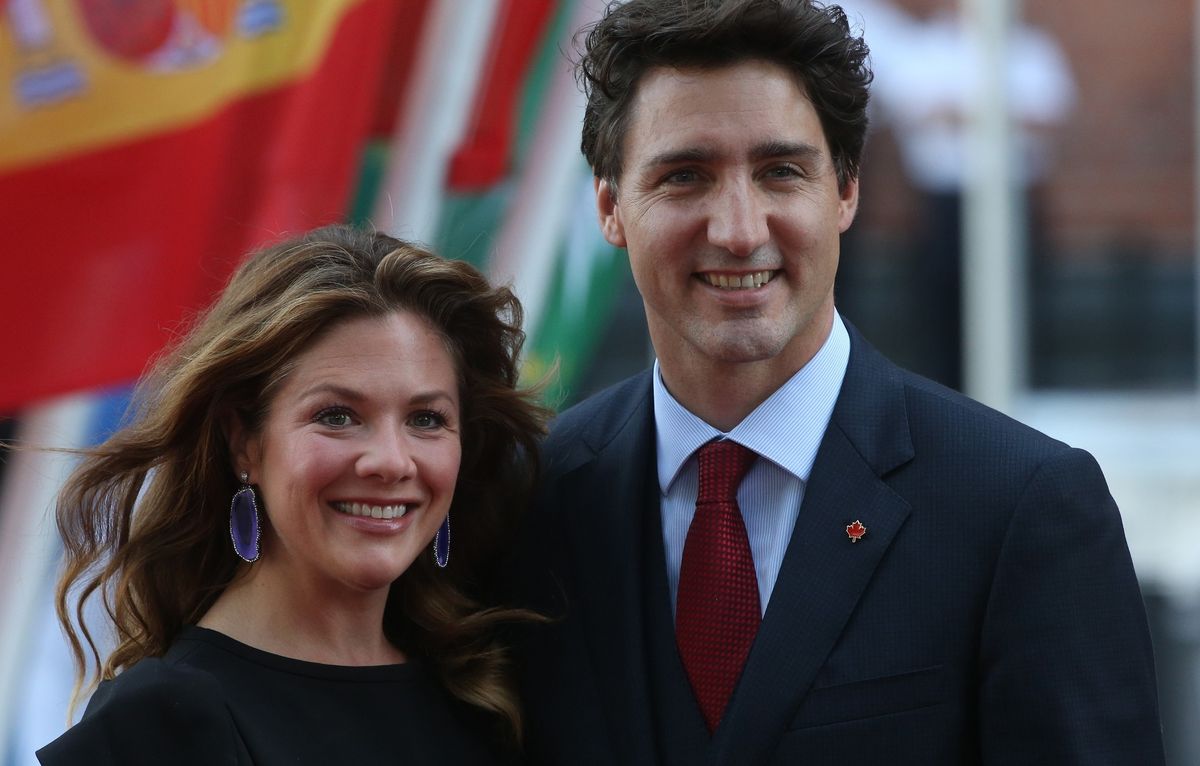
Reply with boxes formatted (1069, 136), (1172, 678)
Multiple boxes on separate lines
(706, 179), (770, 258)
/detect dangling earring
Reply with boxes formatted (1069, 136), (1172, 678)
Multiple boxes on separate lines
(433, 513), (450, 568)
(230, 471), (261, 563)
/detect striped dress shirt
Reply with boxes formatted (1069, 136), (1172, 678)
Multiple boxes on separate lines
(653, 313), (850, 617)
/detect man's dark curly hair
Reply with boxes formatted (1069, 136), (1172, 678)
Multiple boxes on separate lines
(577, 0), (872, 190)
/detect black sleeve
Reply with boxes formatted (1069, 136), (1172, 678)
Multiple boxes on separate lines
(37, 658), (245, 766)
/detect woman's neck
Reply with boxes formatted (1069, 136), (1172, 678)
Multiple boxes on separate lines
(197, 558), (406, 666)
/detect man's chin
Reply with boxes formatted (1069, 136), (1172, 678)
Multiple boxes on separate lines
(694, 331), (789, 366)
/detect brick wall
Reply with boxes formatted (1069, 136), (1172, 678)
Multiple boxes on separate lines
(1031, 0), (1193, 255)
(858, 0), (1195, 260)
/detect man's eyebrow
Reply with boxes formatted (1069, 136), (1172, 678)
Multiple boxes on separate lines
(641, 147), (719, 170)
(640, 142), (824, 171)
(750, 140), (824, 163)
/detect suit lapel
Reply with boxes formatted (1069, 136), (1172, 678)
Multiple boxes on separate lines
(714, 327), (916, 765)
(560, 375), (662, 766)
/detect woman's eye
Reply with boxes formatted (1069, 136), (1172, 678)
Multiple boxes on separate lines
(315, 408), (354, 427)
(410, 410), (447, 430)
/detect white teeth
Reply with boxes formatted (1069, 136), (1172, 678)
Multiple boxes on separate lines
(332, 502), (408, 519)
(704, 270), (774, 290)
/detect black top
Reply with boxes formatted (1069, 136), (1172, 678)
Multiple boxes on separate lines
(37, 626), (504, 765)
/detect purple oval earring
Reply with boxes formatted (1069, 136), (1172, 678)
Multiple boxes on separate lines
(230, 471), (261, 563)
(433, 513), (450, 568)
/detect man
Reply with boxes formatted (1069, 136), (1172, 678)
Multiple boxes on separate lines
(514, 1), (1164, 763)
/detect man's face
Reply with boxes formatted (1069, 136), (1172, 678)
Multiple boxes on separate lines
(596, 60), (858, 381)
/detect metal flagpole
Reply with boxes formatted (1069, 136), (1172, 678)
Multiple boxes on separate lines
(961, 0), (1022, 412)
(1194, 0), (1200, 398)
(371, 0), (501, 245)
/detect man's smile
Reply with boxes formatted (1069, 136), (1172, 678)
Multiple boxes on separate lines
(699, 270), (778, 290)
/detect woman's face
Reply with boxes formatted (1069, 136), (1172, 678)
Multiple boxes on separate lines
(236, 311), (461, 595)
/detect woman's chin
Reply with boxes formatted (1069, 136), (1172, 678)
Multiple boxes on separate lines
(342, 562), (414, 594)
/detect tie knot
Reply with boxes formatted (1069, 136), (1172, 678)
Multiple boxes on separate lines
(696, 440), (757, 503)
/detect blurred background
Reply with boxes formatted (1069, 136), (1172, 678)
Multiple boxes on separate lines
(0, 0), (1196, 762)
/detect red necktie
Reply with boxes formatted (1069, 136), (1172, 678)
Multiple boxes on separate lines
(675, 439), (760, 733)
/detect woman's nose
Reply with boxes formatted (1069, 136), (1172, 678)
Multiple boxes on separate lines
(356, 424), (416, 483)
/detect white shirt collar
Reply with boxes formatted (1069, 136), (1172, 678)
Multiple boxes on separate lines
(652, 312), (851, 492)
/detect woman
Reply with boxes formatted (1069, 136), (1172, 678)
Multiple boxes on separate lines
(38, 225), (547, 764)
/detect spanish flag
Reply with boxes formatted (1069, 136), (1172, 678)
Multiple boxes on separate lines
(0, 0), (428, 411)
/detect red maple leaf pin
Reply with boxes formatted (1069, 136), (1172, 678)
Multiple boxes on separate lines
(846, 520), (867, 543)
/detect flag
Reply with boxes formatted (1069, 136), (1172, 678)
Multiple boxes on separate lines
(368, 0), (630, 405)
(0, 0), (427, 411)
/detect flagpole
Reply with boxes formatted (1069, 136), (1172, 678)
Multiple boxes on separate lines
(962, 0), (1021, 413)
(371, 0), (501, 244)
(0, 398), (92, 758)
(488, 0), (608, 336)
(1194, 0), (1200, 399)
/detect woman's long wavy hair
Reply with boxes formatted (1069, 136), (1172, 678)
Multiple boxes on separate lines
(54, 224), (548, 742)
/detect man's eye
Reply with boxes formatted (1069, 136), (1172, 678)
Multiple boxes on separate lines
(764, 164), (802, 179)
(663, 169), (699, 184)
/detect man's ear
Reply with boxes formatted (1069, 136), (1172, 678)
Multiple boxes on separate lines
(224, 413), (260, 482)
(837, 175), (860, 234)
(595, 177), (627, 248)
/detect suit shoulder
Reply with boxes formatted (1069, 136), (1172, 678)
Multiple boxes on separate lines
(38, 654), (237, 765)
(897, 368), (1069, 460)
(540, 372), (652, 472)
(841, 327), (1071, 472)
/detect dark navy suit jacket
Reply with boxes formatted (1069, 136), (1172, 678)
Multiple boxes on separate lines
(515, 325), (1163, 765)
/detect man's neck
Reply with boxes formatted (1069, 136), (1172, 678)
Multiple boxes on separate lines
(659, 369), (776, 432)
(656, 329), (831, 432)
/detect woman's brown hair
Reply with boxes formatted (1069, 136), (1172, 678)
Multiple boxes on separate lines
(54, 224), (548, 740)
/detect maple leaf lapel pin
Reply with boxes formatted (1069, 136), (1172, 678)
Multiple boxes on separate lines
(846, 520), (867, 543)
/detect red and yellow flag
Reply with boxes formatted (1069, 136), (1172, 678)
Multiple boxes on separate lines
(0, 0), (428, 410)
